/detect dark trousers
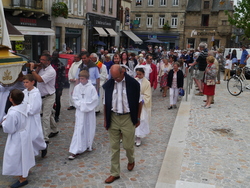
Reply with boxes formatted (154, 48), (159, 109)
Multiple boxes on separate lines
(55, 89), (63, 118)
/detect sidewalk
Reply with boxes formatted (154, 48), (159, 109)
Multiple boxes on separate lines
(156, 80), (250, 188)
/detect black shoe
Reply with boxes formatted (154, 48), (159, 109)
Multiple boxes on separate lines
(10, 180), (28, 188)
(168, 106), (173, 110)
(41, 142), (48, 158)
(54, 116), (59, 122)
(67, 106), (75, 110)
(95, 111), (100, 114)
(48, 131), (59, 138)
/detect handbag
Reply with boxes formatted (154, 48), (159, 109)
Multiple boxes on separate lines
(206, 79), (215, 85)
(179, 88), (185, 96)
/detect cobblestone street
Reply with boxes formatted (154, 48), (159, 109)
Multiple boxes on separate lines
(0, 87), (178, 188)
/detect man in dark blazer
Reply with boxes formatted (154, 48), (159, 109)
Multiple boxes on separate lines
(103, 64), (142, 183)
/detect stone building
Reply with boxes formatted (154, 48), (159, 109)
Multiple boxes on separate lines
(3, 0), (54, 61)
(185, 0), (234, 50)
(130, 0), (187, 50)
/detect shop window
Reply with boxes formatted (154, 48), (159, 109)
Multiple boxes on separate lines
(204, 1), (209, 9)
(173, 0), (179, 6)
(147, 16), (153, 28)
(214, 39), (220, 48)
(159, 16), (165, 28)
(136, 0), (142, 6)
(160, 0), (166, 6)
(187, 38), (195, 49)
(148, 0), (154, 6)
(201, 14), (209, 26)
(171, 17), (178, 28)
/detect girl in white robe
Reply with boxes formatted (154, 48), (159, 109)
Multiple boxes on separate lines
(68, 70), (99, 160)
(135, 67), (152, 146)
(23, 74), (47, 157)
(2, 89), (35, 187)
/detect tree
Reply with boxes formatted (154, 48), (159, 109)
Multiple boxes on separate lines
(225, 0), (250, 39)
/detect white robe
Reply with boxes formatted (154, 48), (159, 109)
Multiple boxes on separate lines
(23, 87), (46, 156)
(69, 80), (99, 154)
(0, 85), (9, 121)
(2, 103), (35, 178)
(135, 77), (151, 138)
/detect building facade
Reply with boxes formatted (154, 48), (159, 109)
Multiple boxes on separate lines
(3, 0), (54, 61)
(185, 0), (234, 50)
(130, 0), (187, 50)
(85, 0), (118, 52)
(51, 0), (85, 54)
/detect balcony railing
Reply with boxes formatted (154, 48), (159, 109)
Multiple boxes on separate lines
(12, 0), (43, 9)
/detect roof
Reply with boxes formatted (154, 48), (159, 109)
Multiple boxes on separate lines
(212, 0), (234, 12)
(186, 0), (201, 12)
(186, 0), (234, 12)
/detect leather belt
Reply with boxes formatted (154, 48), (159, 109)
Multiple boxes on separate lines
(112, 112), (130, 116)
(41, 93), (54, 99)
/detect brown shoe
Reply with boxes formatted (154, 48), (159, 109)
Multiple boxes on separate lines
(127, 162), (135, 171)
(216, 81), (220, 84)
(195, 92), (204, 96)
(105, 176), (120, 183)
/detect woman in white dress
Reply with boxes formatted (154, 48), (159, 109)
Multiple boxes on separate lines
(135, 67), (152, 146)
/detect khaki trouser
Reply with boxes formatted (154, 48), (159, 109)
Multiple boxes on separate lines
(41, 93), (58, 141)
(224, 69), (231, 80)
(108, 112), (135, 177)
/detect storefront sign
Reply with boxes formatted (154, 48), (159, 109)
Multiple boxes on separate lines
(65, 28), (81, 34)
(95, 20), (112, 27)
(191, 30), (216, 37)
(20, 18), (37, 26)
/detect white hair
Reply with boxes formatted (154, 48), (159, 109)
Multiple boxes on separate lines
(199, 42), (207, 49)
(90, 53), (99, 61)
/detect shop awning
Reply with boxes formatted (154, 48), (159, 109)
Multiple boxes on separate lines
(122, 30), (143, 44)
(0, 20), (24, 41)
(93, 27), (108, 37)
(105, 28), (117, 37)
(14, 26), (55, 36)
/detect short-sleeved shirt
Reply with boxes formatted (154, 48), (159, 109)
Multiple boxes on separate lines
(75, 66), (100, 85)
(240, 50), (249, 65)
(37, 65), (56, 96)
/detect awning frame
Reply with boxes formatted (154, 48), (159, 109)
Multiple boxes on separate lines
(105, 28), (117, 37)
(122, 30), (143, 44)
(93, 27), (108, 37)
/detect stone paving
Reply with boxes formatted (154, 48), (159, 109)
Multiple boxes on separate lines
(180, 80), (250, 188)
(0, 87), (179, 188)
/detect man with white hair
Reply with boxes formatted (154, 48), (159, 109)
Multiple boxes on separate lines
(67, 54), (82, 110)
(189, 42), (208, 96)
(90, 53), (108, 113)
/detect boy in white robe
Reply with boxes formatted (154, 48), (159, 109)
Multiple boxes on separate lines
(23, 74), (47, 158)
(2, 89), (35, 188)
(68, 70), (99, 160)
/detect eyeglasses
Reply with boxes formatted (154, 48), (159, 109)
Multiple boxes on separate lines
(39, 59), (47, 61)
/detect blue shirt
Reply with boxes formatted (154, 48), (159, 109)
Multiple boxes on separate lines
(240, 50), (249, 65)
(75, 66), (100, 85)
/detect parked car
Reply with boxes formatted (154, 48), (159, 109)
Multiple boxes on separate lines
(58, 54), (75, 87)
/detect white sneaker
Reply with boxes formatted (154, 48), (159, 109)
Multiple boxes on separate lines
(136, 137), (141, 147)
(68, 154), (77, 160)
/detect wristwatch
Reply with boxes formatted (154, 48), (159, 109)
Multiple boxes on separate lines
(32, 69), (36, 72)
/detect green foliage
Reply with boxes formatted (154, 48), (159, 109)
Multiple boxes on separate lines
(163, 23), (170, 31)
(225, 0), (250, 39)
(51, 2), (68, 19)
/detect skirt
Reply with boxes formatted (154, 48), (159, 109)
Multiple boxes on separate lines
(203, 83), (215, 96)
(160, 73), (168, 87)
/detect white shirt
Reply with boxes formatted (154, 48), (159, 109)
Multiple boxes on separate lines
(37, 65), (56, 96)
(68, 60), (82, 81)
(225, 59), (232, 70)
(111, 78), (130, 113)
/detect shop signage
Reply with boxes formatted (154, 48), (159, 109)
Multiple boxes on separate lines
(191, 30), (216, 37)
(95, 20), (112, 27)
(20, 18), (37, 26)
(65, 28), (81, 34)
